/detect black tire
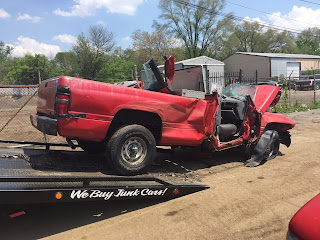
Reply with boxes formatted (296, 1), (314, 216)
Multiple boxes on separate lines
(77, 140), (106, 154)
(265, 130), (280, 161)
(316, 84), (320, 90)
(244, 130), (279, 167)
(106, 125), (156, 175)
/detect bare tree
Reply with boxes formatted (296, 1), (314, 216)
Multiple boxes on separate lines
(72, 26), (116, 80)
(131, 28), (184, 65)
(158, 0), (233, 58)
(233, 21), (296, 53)
(89, 25), (115, 54)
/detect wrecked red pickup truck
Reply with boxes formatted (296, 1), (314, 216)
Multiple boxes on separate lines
(30, 56), (295, 175)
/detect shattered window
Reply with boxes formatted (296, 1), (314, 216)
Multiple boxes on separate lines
(222, 83), (256, 101)
(143, 61), (157, 87)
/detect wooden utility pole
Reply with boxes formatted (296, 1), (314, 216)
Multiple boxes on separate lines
(38, 71), (41, 85)
(133, 65), (138, 80)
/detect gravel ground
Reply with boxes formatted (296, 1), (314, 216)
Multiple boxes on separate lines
(0, 108), (319, 239)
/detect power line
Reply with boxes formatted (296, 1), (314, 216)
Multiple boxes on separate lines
(227, 1), (320, 29)
(174, 0), (303, 34)
(300, 0), (320, 6)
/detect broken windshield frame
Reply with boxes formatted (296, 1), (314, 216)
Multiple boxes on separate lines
(143, 61), (158, 91)
(222, 83), (257, 101)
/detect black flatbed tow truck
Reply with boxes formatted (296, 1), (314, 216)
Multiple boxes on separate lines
(0, 146), (208, 218)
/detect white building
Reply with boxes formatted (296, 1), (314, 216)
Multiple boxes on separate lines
(224, 52), (320, 80)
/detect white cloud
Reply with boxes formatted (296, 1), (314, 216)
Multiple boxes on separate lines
(17, 14), (42, 23)
(240, 16), (270, 32)
(122, 36), (131, 42)
(242, 16), (269, 26)
(0, 9), (10, 18)
(53, 34), (77, 44)
(53, 0), (144, 17)
(96, 20), (106, 26)
(267, 6), (320, 32)
(8, 36), (61, 58)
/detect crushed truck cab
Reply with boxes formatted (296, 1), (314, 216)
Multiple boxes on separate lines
(31, 55), (295, 175)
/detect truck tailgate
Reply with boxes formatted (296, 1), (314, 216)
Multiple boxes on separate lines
(37, 77), (59, 116)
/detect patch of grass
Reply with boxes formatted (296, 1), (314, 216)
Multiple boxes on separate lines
(274, 101), (320, 113)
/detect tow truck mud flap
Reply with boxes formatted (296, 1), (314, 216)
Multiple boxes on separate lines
(0, 177), (208, 205)
(244, 130), (279, 167)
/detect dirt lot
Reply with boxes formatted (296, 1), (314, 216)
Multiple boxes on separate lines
(0, 108), (319, 239)
(0, 95), (65, 144)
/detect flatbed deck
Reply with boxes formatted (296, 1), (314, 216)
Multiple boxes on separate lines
(0, 148), (208, 205)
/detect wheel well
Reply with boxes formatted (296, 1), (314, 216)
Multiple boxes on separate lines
(264, 123), (291, 132)
(107, 109), (162, 143)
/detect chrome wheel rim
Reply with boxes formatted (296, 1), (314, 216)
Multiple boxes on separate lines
(121, 137), (147, 165)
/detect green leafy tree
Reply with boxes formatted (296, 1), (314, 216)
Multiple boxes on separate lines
(4, 54), (58, 84)
(97, 55), (136, 82)
(234, 21), (263, 52)
(297, 28), (320, 49)
(54, 51), (80, 77)
(221, 21), (296, 58)
(0, 41), (13, 62)
(0, 41), (14, 83)
(72, 25), (116, 80)
(296, 38), (320, 55)
(72, 33), (98, 79)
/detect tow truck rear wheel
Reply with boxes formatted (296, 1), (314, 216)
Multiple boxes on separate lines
(106, 125), (156, 175)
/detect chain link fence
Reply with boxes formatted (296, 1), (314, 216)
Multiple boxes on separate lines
(276, 78), (320, 109)
(0, 85), (65, 147)
(209, 72), (320, 110)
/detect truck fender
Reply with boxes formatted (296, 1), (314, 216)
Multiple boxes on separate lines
(260, 112), (296, 134)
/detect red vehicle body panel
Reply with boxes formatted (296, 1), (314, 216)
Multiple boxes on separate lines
(36, 74), (295, 149)
(254, 85), (281, 112)
(289, 194), (320, 240)
(38, 76), (212, 145)
(260, 112), (296, 134)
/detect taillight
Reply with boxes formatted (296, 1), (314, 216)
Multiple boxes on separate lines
(55, 94), (69, 114)
(310, 80), (312, 84)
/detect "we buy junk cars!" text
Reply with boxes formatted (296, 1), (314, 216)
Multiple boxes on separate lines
(70, 188), (168, 201)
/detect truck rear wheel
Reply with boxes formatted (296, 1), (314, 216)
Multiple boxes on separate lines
(77, 140), (106, 154)
(106, 125), (156, 175)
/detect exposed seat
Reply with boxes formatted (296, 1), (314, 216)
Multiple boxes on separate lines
(218, 123), (237, 141)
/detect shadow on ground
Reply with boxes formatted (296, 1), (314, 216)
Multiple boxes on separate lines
(16, 147), (250, 177)
(0, 199), (164, 240)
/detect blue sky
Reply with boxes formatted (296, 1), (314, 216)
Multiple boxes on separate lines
(1, 0), (320, 58)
